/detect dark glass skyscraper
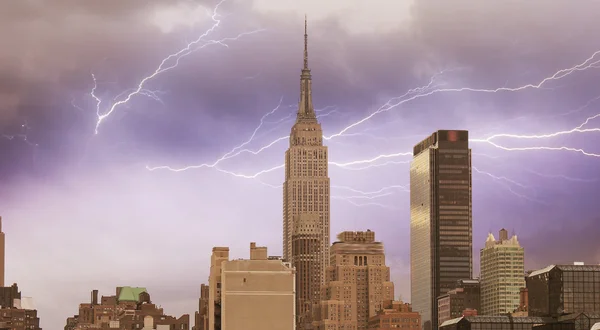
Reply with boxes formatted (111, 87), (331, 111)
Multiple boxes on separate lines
(410, 130), (473, 330)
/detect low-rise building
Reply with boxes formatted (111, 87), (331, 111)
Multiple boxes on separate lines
(438, 279), (480, 326)
(64, 287), (189, 330)
(527, 263), (600, 318)
(368, 300), (421, 330)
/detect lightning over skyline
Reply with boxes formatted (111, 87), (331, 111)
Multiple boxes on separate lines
(3, 2), (600, 329)
(145, 48), (600, 199)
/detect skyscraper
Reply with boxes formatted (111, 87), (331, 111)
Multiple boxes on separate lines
(410, 130), (473, 330)
(480, 229), (525, 315)
(283, 17), (331, 329)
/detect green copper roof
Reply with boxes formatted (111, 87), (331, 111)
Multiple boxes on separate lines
(117, 287), (147, 302)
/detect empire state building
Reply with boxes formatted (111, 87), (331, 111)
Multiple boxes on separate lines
(283, 17), (331, 328)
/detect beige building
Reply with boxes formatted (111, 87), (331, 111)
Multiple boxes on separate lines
(208, 243), (296, 330)
(283, 18), (331, 329)
(315, 231), (394, 330)
(480, 229), (525, 315)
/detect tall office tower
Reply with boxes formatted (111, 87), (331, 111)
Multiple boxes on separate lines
(292, 214), (322, 327)
(480, 228), (525, 315)
(0, 216), (5, 287)
(315, 231), (395, 330)
(282, 17), (330, 329)
(410, 130), (472, 330)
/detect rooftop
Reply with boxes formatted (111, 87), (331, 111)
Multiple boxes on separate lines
(441, 316), (556, 327)
(528, 264), (600, 277)
(118, 287), (147, 302)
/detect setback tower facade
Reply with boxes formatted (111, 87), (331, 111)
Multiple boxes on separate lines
(283, 17), (331, 329)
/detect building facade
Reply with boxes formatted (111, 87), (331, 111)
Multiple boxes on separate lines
(438, 279), (481, 326)
(410, 130), (473, 330)
(315, 231), (394, 330)
(64, 287), (188, 330)
(282, 17), (331, 330)
(208, 243), (295, 330)
(368, 301), (421, 330)
(527, 263), (600, 317)
(0, 305), (41, 330)
(292, 214), (323, 327)
(208, 247), (229, 330)
(193, 284), (209, 330)
(480, 229), (525, 315)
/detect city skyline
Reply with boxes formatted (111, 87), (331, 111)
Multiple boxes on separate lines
(1, 1), (600, 329)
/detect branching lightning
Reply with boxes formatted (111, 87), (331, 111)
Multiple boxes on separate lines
(86, 0), (264, 134)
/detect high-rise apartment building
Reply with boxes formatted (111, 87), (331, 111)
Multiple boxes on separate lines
(283, 17), (331, 329)
(315, 231), (395, 329)
(410, 130), (473, 330)
(208, 243), (295, 330)
(480, 229), (525, 315)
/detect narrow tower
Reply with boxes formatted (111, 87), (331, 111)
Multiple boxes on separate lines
(283, 16), (331, 329)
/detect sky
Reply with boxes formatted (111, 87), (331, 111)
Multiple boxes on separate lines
(1, 0), (600, 328)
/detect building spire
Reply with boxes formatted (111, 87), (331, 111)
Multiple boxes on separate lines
(296, 15), (316, 122)
(304, 14), (308, 70)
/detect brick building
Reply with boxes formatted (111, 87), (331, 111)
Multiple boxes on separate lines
(64, 287), (189, 330)
(368, 300), (421, 330)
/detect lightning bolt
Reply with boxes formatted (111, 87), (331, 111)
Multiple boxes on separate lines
(472, 166), (545, 204)
(88, 0), (264, 134)
(324, 50), (600, 140)
(332, 196), (400, 210)
(525, 169), (598, 183)
(470, 113), (600, 157)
